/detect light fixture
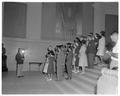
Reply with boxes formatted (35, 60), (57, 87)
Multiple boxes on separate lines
(21, 49), (25, 54)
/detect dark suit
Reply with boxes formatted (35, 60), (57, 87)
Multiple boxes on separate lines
(66, 50), (73, 79)
(75, 44), (81, 67)
(87, 40), (96, 68)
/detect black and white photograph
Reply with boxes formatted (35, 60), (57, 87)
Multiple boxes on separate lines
(1, 0), (119, 95)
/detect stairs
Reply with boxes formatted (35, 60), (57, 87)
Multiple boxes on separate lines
(53, 65), (104, 94)
(2, 65), (106, 94)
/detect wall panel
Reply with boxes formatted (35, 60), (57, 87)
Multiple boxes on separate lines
(3, 2), (27, 38)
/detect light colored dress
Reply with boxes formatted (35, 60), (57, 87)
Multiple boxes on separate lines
(72, 46), (76, 66)
(96, 36), (105, 56)
(78, 44), (88, 67)
(43, 57), (49, 73)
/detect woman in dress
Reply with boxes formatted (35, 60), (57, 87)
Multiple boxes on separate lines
(94, 33), (101, 65)
(47, 52), (55, 81)
(96, 31), (106, 64)
(43, 45), (54, 80)
(78, 40), (88, 74)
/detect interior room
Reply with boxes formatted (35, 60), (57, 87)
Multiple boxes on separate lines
(2, 2), (118, 94)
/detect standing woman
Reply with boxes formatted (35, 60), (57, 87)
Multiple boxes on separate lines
(47, 52), (55, 81)
(78, 40), (88, 74)
(15, 48), (25, 78)
(43, 45), (54, 80)
(96, 31), (106, 64)
(94, 33), (101, 65)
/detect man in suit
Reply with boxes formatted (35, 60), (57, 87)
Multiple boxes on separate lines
(66, 46), (73, 80)
(56, 46), (66, 81)
(87, 35), (96, 68)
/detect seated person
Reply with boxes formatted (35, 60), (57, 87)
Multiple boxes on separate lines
(97, 31), (118, 94)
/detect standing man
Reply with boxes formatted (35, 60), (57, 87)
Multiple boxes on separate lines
(87, 35), (96, 68)
(74, 41), (81, 73)
(15, 48), (25, 78)
(66, 46), (73, 80)
(56, 46), (65, 81)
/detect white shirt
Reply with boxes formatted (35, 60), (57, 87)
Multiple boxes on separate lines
(111, 42), (118, 61)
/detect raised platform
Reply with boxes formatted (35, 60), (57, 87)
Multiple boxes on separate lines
(2, 65), (103, 94)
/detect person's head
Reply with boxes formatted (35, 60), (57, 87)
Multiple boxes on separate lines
(87, 35), (92, 40)
(80, 36), (83, 41)
(74, 40), (76, 43)
(96, 33), (101, 39)
(100, 31), (105, 37)
(18, 48), (22, 54)
(94, 33), (99, 38)
(18, 48), (25, 55)
(90, 35), (94, 40)
(82, 40), (86, 45)
(110, 31), (118, 43)
(48, 45), (52, 51)
(89, 33), (93, 36)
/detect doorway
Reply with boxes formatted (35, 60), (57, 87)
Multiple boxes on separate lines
(105, 14), (118, 44)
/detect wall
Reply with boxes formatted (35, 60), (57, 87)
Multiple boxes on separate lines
(3, 3), (27, 38)
(41, 3), (83, 41)
(2, 3), (66, 71)
(93, 2), (118, 33)
(82, 3), (94, 35)
(3, 38), (65, 71)
(26, 3), (42, 41)
(2, 2), (118, 71)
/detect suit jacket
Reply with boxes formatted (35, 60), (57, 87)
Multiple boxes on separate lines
(15, 53), (24, 64)
(87, 40), (96, 54)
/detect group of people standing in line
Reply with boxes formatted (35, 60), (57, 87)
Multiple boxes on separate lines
(41, 30), (118, 94)
(42, 31), (107, 81)
(3, 30), (118, 94)
(2, 31), (118, 94)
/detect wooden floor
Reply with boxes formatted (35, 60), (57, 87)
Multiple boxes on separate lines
(2, 65), (103, 94)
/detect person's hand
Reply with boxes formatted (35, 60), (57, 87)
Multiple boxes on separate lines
(106, 50), (112, 56)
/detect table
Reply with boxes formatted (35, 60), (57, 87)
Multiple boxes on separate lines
(29, 62), (43, 71)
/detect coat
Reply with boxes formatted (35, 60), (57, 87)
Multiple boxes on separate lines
(15, 53), (24, 64)
(66, 50), (73, 77)
(56, 50), (65, 80)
